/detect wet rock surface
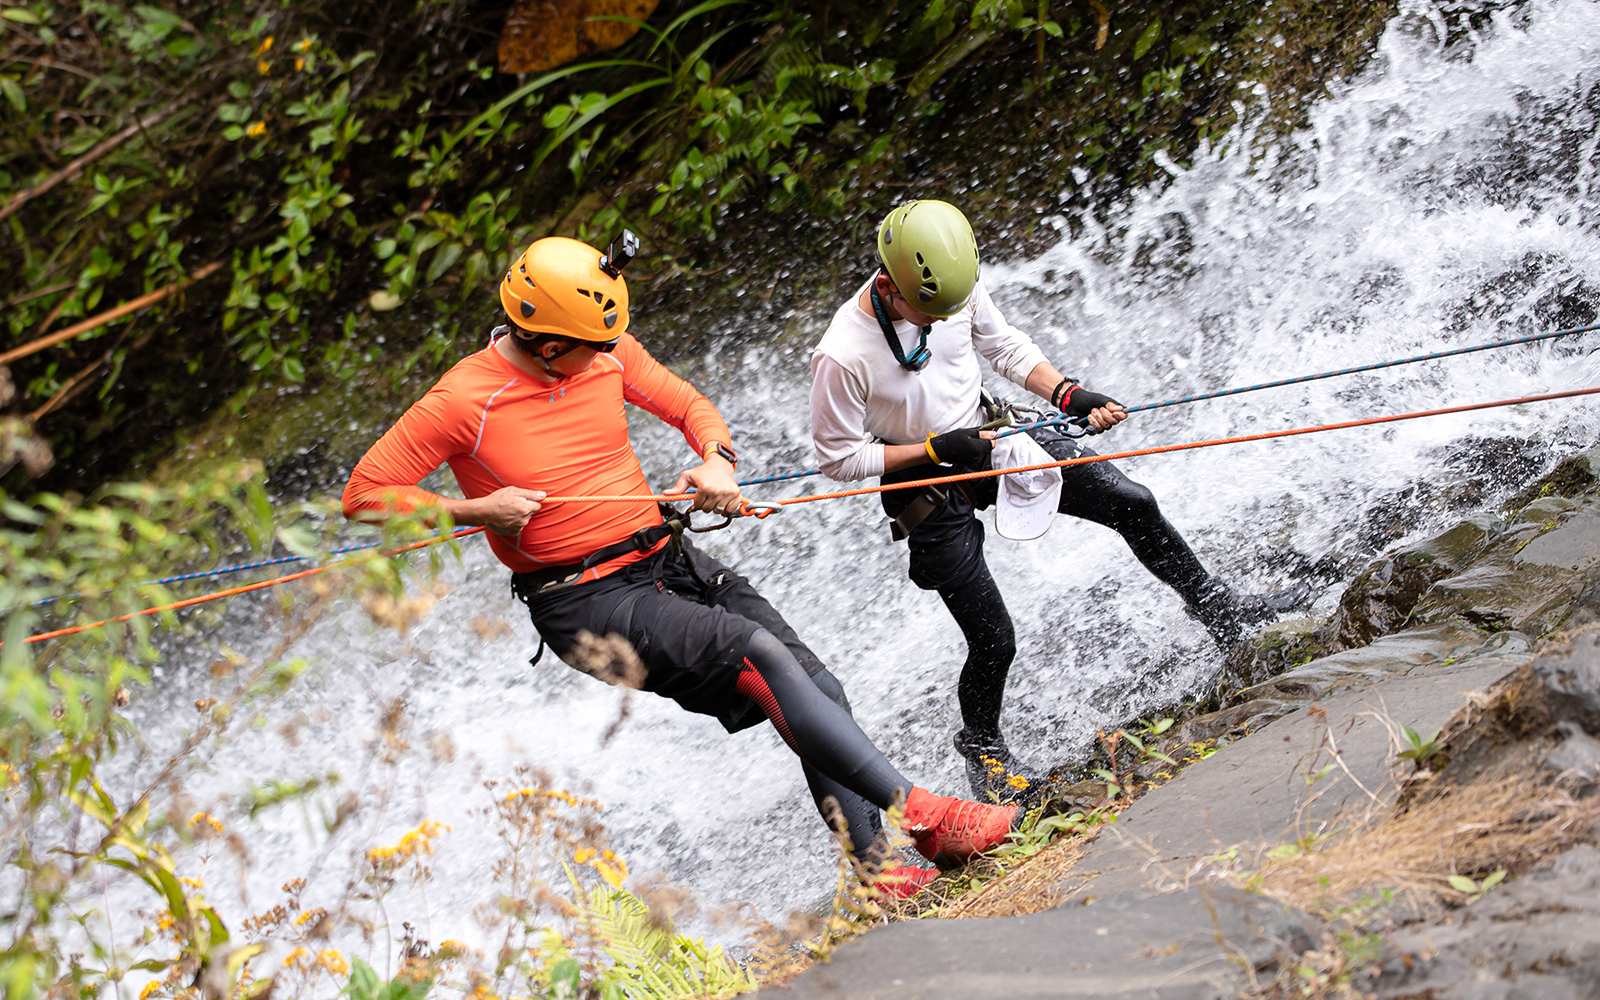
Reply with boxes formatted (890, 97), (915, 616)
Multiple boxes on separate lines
(771, 442), (1600, 1000)
(777, 886), (1317, 1000)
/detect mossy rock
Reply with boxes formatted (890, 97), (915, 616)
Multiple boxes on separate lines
(1322, 514), (1502, 652)
(1502, 443), (1600, 513)
(1213, 617), (1324, 701)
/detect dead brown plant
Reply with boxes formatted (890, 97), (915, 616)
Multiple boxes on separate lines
(1246, 752), (1599, 918)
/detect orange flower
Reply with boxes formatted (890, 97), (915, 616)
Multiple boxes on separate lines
(246, 121), (266, 138)
(253, 36), (274, 56)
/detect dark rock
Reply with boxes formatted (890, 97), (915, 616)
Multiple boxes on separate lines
(1501, 442), (1600, 512)
(1398, 630), (1600, 809)
(1323, 515), (1502, 652)
(1375, 845), (1600, 1000)
(1213, 618), (1322, 701)
(769, 886), (1321, 1000)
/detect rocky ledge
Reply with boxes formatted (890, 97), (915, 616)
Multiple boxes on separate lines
(769, 443), (1600, 999)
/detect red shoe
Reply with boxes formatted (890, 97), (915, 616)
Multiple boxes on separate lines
(901, 787), (1020, 867)
(872, 860), (939, 899)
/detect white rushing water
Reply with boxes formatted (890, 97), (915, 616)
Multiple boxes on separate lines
(132, 0), (1600, 963)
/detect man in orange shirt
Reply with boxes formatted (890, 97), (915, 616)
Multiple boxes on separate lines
(343, 233), (1018, 888)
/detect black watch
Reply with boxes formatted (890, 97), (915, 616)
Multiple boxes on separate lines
(707, 442), (738, 467)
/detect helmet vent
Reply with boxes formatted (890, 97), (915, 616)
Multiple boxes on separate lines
(603, 298), (615, 310)
(577, 287), (590, 296)
(915, 252), (925, 265)
(592, 291), (604, 304)
(520, 301), (536, 318)
(605, 313), (618, 328)
(884, 226), (893, 244)
(524, 276), (534, 287)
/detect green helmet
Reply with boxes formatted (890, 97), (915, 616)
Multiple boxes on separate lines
(876, 200), (980, 318)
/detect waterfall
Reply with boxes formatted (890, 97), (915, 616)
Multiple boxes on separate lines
(138, 0), (1600, 952)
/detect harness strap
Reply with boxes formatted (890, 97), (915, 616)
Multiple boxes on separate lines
(511, 505), (688, 597)
(890, 484), (949, 541)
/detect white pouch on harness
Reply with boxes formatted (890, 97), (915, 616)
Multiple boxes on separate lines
(993, 433), (1061, 540)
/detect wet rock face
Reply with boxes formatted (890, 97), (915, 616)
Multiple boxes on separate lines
(1324, 513), (1503, 653)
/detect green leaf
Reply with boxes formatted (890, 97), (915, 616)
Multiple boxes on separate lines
(0, 77), (23, 113)
(1133, 19), (1161, 60)
(228, 80), (251, 99)
(426, 242), (463, 283)
(1481, 870), (1507, 891)
(542, 104), (574, 128)
(2, 7), (41, 23)
(346, 958), (380, 1000)
(1447, 874), (1477, 894)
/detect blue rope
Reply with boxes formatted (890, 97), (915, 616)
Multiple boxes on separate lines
(24, 527), (480, 610)
(999, 319), (1600, 438)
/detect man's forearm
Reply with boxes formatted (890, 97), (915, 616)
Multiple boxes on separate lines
(883, 442), (935, 472)
(1024, 360), (1069, 402)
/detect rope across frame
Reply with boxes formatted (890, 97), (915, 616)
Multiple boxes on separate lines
(16, 385), (1600, 646)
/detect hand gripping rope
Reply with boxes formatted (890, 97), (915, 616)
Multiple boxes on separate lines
(12, 387), (1600, 645)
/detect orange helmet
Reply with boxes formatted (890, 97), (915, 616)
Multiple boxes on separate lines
(499, 236), (630, 341)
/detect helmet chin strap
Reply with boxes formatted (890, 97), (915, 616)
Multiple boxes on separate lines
(514, 329), (584, 379)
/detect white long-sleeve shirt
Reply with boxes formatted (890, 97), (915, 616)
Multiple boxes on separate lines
(809, 277), (1049, 481)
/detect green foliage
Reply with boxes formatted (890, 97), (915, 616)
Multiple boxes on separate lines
(1396, 725), (1445, 770)
(0, 0), (1395, 491)
(1448, 869), (1506, 904)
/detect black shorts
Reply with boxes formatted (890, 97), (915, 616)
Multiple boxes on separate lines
(513, 538), (825, 733)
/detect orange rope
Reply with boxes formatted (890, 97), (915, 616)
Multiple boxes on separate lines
(18, 526), (487, 645)
(539, 386), (1600, 507)
(18, 385), (1599, 646)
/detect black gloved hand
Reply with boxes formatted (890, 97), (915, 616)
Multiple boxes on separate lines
(925, 426), (994, 465)
(1060, 385), (1120, 418)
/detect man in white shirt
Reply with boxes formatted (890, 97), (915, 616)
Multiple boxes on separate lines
(809, 200), (1302, 801)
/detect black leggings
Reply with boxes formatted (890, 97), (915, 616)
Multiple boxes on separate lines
(735, 630), (906, 849)
(939, 568), (1016, 740)
(884, 430), (1217, 738)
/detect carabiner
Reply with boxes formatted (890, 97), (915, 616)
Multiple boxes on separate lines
(735, 501), (782, 519)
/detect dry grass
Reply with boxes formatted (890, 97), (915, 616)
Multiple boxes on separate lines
(1245, 751), (1600, 917)
(940, 840), (1096, 919)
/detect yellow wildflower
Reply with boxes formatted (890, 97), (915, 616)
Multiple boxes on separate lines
(366, 820), (450, 866)
(188, 812), (223, 835)
(315, 951), (349, 976)
(581, 848), (629, 887)
(1006, 773), (1031, 790)
(156, 911), (175, 932)
(293, 38), (313, 51)
(294, 57), (304, 71)
(139, 981), (162, 1000)
(246, 121), (266, 138)
(284, 947), (311, 968)
(294, 907), (326, 927)
(178, 877), (204, 889)
(502, 787), (581, 807)
(257, 60), (271, 75)
(253, 36), (274, 56)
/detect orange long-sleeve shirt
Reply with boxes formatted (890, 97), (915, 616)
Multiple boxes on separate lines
(342, 333), (731, 579)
